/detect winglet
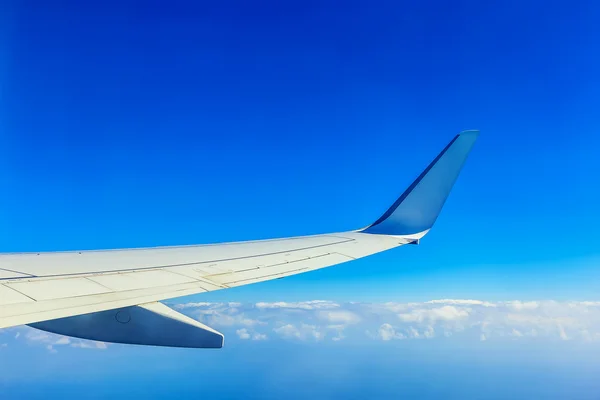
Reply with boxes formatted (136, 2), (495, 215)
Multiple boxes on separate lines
(362, 130), (479, 237)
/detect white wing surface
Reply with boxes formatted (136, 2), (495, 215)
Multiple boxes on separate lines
(0, 131), (479, 348)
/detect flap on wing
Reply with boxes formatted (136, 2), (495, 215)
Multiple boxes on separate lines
(28, 301), (224, 348)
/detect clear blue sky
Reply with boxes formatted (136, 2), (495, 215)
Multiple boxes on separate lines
(2, 0), (599, 302)
(1, 1), (600, 398)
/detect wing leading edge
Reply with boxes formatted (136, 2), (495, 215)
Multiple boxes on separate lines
(0, 131), (479, 347)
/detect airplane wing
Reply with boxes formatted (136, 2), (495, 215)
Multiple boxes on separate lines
(0, 131), (479, 348)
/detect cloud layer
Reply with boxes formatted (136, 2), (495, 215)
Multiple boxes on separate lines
(3, 299), (600, 352)
(173, 299), (600, 343)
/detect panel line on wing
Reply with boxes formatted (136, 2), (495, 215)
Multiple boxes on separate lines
(0, 268), (37, 280)
(0, 283), (37, 303)
(203, 253), (331, 279)
(0, 282), (214, 328)
(83, 277), (116, 292)
(213, 253), (355, 286)
(224, 267), (310, 285)
(161, 269), (228, 289)
(202, 255), (314, 277)
(0, 237), (356, 281)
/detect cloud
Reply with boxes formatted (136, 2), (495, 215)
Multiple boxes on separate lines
(70, 340), (108, 349)
(273, 324), (298, 338)
(172, 299), (600, 344)
(426, 299), (496, 307)
(14, 326), (108, 351)
(174, 302), (268, 328)
(255, 301), (340, 310)
(236, 328), (268, 341)
(25, 330), (52, 343)
(558, 325), (569, 341)
(273, 323), (324, 341)
(150, 299), (600, 345)
(252, 333), (268, 341)
(376, 323), (405, 341)
(505, 301), (540, 311)
(173, 302), (242, 310)
(206, 313), (265, 328)
(236, 328), (251, 340)
(397, 305), (471, 323)
(173, 302), (213, 309)
(510, 329), (523, 337)
(317, 310), (360, 325)
(55, 336), (71, 345)
(8, 299), (600, 353)
(424, 326), (435, 338)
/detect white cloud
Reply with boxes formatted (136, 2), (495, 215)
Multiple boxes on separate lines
(376, 323), (405, 341)
(252, 333), (268, 341)
(25, 330), (51, 343)
(317, 310), (360, 325)
(558, 325), (569, 341)
(256, 300), (340, 310)
(397, 306), (471, 323)
(55, 336), (71, 345)
(11, 299), (600, 353)
(274, 323), (324, 341)
(236, 328), (268, 341)
(407, 327), (420, 339)
(170, 299), (600, 344)
(186, 303), (267, 328)
(510, 329), (523, 337)
(426, 299), (496, 307)
(18, 326), (107, 350)
(505, 301), (540, 311)
(424, 326), (435, 338)
(205, 313), (265, 327)
(578, 301), (600, 307)
(70, 340), (108, 349)
(173, 302), (214, 309)
(236, 328), (251, 340)
(273, 324), (298, 339)
(372, 323), (437, 341)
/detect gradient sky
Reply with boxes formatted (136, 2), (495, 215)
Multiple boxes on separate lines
(1, 1), (600, 399)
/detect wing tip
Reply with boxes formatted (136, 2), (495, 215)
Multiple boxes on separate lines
(459, 129), (480, 136)
(362, 131), (479, 237)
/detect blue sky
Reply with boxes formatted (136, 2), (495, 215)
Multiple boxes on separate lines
(1, 0), (600, 399)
